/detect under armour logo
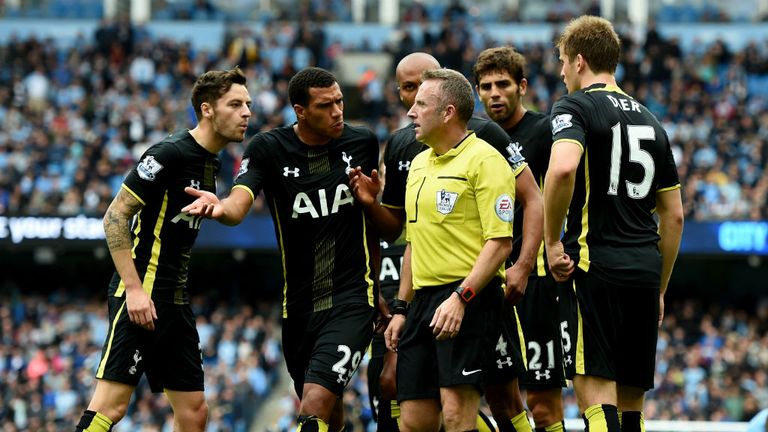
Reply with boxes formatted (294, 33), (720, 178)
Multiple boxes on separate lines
(496, 357), (514, 369)
(129, 350), (142, 375)
(398, 160), (411, 171)
(535, 370), (552, 381)
(189, 179), (200, 190)
(283, 167), (300, 177)
(563, 355), (573, 367)
(342, 152), (353, 175)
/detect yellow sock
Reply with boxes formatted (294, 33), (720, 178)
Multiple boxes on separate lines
(583, 404), (619, 432)
(296, 416), (329, 432)
(390, 400), (400, 419)
(76, 410), (113, 432)
(511, 410), (533, 432)
(544, 420), (565, 431)
(477, 411), (495, 432)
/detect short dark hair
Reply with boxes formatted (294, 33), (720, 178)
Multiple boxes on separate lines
(288, 67), (338, 107)
(556, 15), (621, 74)
(473, 46), (526, 86)
(191, 67), (247, 121)
(421, 68), (474, 124)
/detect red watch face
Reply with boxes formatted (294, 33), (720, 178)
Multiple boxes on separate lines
(461, 287), (475, 302)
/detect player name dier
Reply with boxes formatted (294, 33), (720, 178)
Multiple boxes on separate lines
(606, 94), (641, 112)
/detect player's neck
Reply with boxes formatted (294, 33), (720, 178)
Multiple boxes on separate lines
(189, 126), (226, 154)
(500, 106), (527, 130)
(580, 72), (617, 90)
(294, 123), (332, 146)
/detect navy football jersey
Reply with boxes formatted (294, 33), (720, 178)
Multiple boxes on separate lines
(110, 130), (219, 304)
(234, 124), (380, 317)
(504, 110), (552, 277)
(550, 83), (680, 286)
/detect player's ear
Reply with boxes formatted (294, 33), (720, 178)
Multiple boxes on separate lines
(294, 104), (305, 120)
(201, 102), (212, 118)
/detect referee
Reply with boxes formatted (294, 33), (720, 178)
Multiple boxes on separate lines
(384, 68), (516, 432)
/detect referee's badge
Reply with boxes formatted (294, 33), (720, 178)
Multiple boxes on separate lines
(436, 189), (458, 214)
(495, 194), (514, 222)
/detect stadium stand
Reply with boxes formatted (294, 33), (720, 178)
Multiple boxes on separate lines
(0, 291), (283, 431)
(1, 9), (767, 222)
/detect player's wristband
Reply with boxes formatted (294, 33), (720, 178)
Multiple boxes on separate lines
(390, 299), (408, 316)
(453, 285), (476, 303)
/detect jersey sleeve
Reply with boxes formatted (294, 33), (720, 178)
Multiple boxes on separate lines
(657, 130), (681, 192)
(122, 142), (179, 205)
(381, 133), (407, 209)
(233, 133), (269, 200)
(472, 152), (515, 241)
(476, 120), (528, 177)
(551, 96), (587, 151)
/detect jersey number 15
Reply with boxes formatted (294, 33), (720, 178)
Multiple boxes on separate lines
(607, 123), (656, 200)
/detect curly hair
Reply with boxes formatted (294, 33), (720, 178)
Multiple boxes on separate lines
(190, 67), (247, 121)
(472, 46), (527, 86)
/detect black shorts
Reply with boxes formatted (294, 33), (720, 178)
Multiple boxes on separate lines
(483, 301), (526, 384)
(283, 303), (376, 398)
(396, 279), (503, 402)
(567, 270), (659, 390)
(96, 296), (204, 393)
(516, 275), (569, 390)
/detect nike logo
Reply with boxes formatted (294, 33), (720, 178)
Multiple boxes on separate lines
(461, 368), (482, 376)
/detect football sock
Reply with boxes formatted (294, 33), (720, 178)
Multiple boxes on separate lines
(296, 415), (329, 432)
(535, 420), (566, 431)
(75, 410), (114, 432)
(583, 404), (620, 432)
(620, 411), (644, 432)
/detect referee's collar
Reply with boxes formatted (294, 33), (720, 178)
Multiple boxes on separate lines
(430, 131), (475, 159)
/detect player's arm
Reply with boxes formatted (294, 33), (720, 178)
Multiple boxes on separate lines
(348, 167), (406, 241)
(655, 187), (683, 326)
(431, 236), (512, 341)
(543, 139), (581, 281)
(385, 243), (413, 352)
(183, 186), (254, 226)
(506, 166), (542, 303)
(103, 187), (157, 330)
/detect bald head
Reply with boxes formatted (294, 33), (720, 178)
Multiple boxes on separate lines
(396, 52), (441, 109)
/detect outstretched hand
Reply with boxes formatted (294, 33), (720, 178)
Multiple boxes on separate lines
(348, 166), (381, 206)
(182, 187), (222, 219)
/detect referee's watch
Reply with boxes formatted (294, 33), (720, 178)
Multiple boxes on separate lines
(453, 285), (476, 303)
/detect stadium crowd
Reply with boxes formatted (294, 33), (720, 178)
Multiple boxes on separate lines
(0, 290), (283, 431)
(1, 9), (767, 222)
